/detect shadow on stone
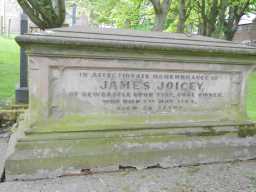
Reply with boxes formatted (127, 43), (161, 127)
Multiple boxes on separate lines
(1, 169), (5, 183)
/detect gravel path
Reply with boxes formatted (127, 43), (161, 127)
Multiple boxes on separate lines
(0, 160), (256, 192)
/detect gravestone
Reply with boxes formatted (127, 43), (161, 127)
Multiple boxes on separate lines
(71, 3), (77, 26)
(15, 12), (28, 104)
(5, 27), (256, 180)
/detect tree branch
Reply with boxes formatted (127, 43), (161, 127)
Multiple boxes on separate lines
(27, 0), (55, 26)
(17, 0), (48, 29)
(57, 0), (66, 25)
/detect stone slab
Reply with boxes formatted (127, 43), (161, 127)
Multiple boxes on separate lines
(16, 26), (256, 55)
(5, 131), (256, 181)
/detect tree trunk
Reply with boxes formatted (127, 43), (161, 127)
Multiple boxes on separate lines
(198, 0), (207, 36)
(150, 0), (172, 31)
(216, 0), (228, 35)
(225, 30), (236, 41)
(206, 0), (218, 36)
(202, 0), (207, 35)
(177, 0), (185, 33)
(153, 10), (168, 31)
(224, 18), (239, 41)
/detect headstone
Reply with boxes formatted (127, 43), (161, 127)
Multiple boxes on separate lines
(0, 16), (4, 35)
(76, 14), (89, 27)
(5, 26), (256, 180)
(7, 18), (11, 37)
(71, 3), (77, 26)
(15, 13), (28, 104)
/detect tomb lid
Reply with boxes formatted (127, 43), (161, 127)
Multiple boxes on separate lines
(16, 26), (256, 55)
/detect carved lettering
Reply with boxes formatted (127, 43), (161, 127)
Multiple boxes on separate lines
(59, 69), (234, 115)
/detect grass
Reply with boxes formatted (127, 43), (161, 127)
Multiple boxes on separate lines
(247, 72), (256, 120)
(0, 36), (255, 120)
(0, 36), (19, 102)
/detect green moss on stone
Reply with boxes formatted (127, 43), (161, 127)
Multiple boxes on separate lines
(29, 111), (244, 133)
(238, 124), (256, 137)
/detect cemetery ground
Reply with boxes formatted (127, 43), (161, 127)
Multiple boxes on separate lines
(1, 160), (256, 192)
(0, 36), (19, 102)
(0, 37), (256, 191)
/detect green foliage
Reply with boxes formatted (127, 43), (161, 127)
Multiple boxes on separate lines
(69, 0), (256, 39)
(68, 0), (155, 30)
(238, 125), (256, 138)
(17, 0), (66, 29)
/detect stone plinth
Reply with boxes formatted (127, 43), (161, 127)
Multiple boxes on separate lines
(5, 27), (256, 180)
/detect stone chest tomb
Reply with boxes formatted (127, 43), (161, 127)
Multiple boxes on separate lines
(5, 27), (256, 180)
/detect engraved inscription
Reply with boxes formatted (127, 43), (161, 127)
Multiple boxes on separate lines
(52, 68), (238, 115)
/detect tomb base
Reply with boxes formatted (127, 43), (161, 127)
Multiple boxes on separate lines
(5, 122), (256, 181)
